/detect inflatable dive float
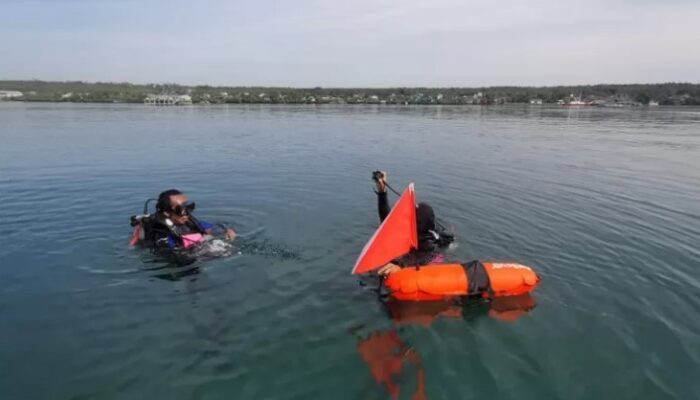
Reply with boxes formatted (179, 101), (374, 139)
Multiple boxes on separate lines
(352, 184), (540, 301)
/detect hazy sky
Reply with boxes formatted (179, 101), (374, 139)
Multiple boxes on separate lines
(2, 0), (698, 87)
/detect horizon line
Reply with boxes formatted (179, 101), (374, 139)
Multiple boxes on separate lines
(2, 79), (699, 90)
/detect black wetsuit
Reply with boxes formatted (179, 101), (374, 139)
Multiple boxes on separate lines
(376, 191), (453, 266)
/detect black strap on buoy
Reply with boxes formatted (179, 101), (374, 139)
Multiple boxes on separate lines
(462, 260), (492, 296)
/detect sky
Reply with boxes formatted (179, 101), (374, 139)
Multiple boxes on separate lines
(1, 0), (699, 87)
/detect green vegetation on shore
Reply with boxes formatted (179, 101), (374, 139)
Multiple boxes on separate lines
(1, 80), (699, 105)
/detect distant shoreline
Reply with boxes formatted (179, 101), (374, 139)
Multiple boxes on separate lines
(1, 101), (689, 108)
(1, 80), (699, 106)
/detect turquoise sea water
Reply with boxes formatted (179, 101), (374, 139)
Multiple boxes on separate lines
(1, 103), (699, 399)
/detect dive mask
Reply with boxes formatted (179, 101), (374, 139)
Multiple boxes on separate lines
(172, 201), (195, 216)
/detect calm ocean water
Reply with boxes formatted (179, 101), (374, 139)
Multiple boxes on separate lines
(1, 103), (699, 399)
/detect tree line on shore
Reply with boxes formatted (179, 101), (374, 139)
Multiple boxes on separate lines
(2, 80), (699, 105)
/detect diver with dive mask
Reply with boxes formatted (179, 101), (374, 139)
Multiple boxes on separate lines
(130, 189), (235, 251)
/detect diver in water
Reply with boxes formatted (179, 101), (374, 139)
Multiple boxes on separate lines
(372, 171), (453, 275)
(130, 189), (236, 251)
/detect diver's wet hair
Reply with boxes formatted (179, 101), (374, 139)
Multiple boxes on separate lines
(156, 189), (182, 212)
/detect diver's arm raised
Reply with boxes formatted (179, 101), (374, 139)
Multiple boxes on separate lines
(374, 171), (391, 222)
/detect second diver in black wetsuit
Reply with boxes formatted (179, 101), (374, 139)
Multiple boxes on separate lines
(372, 170), (454, 276)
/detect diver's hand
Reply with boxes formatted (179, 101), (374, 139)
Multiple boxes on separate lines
(377, 262), (401, 276)
(225, 228), (236, 240)
(374, 170), (388, 193)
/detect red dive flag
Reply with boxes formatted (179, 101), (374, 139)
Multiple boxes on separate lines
(351, 183), (418, 274)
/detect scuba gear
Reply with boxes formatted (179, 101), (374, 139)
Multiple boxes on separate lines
(130, 191), (236, 265)
(130, 214), (150, 227)
(427, 221), (455, 249)
(143, 198), (157, 214)
(172, 201), (195, 216)
(129, 196), (214, 250)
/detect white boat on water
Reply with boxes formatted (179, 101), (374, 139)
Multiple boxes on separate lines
(563, 93), (589, 107)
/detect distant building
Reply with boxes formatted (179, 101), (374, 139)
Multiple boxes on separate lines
(530, 98), (543, 105)
(648, 100), (659, 106)
(144, 94), (192, 105)
(176, 95), (192, 105)
(0, 90), (23, 99)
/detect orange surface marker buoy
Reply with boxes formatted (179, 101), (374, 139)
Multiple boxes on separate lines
(383, 262), (540, 301)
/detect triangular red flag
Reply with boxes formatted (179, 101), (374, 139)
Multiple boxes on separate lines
(351, 183), (418, 274)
